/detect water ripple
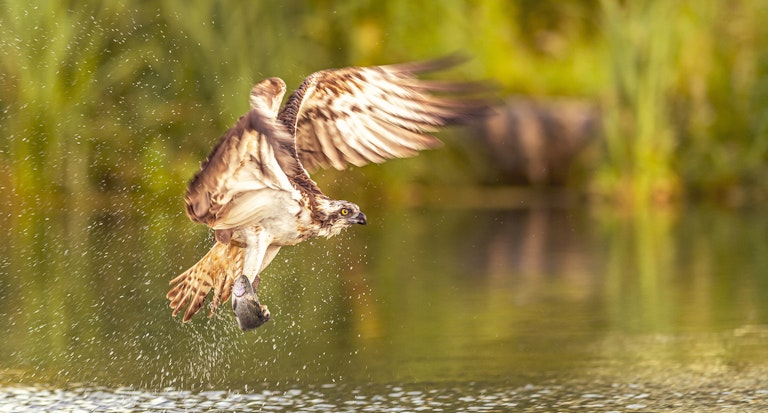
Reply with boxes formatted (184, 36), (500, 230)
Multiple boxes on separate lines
(1, 381), (767, 413)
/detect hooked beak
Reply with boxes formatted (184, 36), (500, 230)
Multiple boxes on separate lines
(353, 212), (367, 225)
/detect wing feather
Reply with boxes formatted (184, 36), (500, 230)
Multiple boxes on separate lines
(370, 117), (432, 155)
(312, 115), (347, 170)
(278, 56), (492, 172)
(333, 117), (386, 165)
(184, 109), (303, 229)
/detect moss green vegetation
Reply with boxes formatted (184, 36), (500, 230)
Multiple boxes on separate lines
(1, 1), (767, 207)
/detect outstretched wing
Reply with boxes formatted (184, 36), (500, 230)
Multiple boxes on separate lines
(184, 108), (305, 230)
(277, 56), (491, 172)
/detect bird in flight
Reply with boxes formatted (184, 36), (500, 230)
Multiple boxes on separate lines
(167, 56), (489, 330)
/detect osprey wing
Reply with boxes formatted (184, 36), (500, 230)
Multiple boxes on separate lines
(184, 109), (303, 230)
(277, 56), (491, 172)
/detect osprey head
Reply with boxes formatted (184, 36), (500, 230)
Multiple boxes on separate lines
(316, 199), (367, 238)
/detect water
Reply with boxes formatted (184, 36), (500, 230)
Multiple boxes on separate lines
(1, 381), (767, 412)
(1, 201), (768, 411)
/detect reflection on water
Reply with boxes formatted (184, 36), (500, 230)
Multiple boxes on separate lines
(1, 199), (768, 410)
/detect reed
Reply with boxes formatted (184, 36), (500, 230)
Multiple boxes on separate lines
(595, 0), (768, 205)
(595, 0), (679, 205)
(1, 1), (768, 207)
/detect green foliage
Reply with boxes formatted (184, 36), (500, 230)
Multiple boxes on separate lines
(1, 0), (768, 206)
(671, 0), (768, 203)
(595, 0), (768, 205)
(595, 0), (680, 205)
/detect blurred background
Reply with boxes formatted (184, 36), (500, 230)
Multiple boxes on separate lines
(3, 0), (768, 207)
(2, 1), (768, 411)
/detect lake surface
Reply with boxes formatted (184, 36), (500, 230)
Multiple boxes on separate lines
(1, 197), (768, 411)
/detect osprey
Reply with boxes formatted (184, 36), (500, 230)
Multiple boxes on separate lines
(167, 57), (489, 330)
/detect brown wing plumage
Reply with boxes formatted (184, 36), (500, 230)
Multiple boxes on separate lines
(184, 108), (305, 230)
(277, 56), (491, 172)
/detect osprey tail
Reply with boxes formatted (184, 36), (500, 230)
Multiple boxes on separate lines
(167, 242), (243, 322)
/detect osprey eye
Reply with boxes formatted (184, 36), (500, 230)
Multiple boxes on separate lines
(340, 208), (349, 216)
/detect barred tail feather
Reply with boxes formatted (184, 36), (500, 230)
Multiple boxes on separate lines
(167, 242), (243, 322)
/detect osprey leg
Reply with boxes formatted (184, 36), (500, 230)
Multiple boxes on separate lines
(232, 228), (272, 330)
